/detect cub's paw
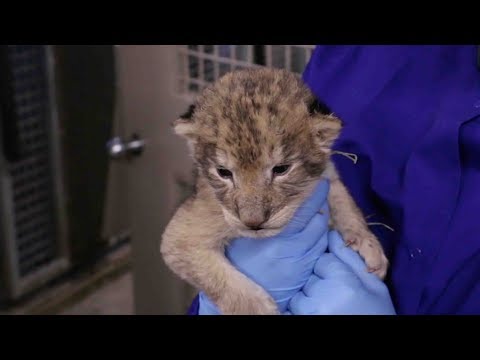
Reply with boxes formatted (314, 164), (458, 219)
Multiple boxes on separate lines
(215, 280), (279, 315)
(343, 230), (389, 280)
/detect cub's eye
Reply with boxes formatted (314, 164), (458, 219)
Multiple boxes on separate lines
(217, 168), (233, 179)
(272, 165), (291, 176)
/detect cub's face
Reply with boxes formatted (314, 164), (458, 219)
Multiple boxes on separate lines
(173, 68), (341, 238)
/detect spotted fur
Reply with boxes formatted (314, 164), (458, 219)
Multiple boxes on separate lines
(161, 68), (388, 315)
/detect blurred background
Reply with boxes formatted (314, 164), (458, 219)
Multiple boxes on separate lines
(0, 45), (315, 315)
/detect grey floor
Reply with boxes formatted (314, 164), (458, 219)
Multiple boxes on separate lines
(59, 271), (134, 315)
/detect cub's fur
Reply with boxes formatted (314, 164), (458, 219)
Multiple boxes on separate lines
(160, 68), (388, 315)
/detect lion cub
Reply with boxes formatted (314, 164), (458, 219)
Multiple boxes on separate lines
(160, 68), (388, 315)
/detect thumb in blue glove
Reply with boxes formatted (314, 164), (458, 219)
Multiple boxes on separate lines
(198, 179), (331, 315)
(287, 230), (396, 315)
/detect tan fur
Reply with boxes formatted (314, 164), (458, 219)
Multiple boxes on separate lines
(160, 68), (388, 315)
(324, 162), (389, 277)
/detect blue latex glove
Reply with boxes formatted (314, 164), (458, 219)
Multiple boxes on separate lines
(286, 230), (396, 315)
(198, 179), (331, 315)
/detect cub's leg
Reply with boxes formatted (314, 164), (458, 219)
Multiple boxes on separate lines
(160, 193), (278, 315)
(324, 161), (389, 279)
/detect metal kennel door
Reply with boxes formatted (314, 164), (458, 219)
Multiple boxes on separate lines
(0, 45), (68, 303)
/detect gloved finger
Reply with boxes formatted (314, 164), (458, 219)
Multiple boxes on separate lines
(301, 274), (325, 297)
(281, 179), (330, 236)
(303, 275), (351, 298)
(299, 212), (330, 256)
(288, 291), (320, 315)
(228, 210), (329, 260)
(313, 252), (361, 285)
(283, 202), (329, 242)
(277, 212), (329, 258)
(301, 207), (329, 237)
(288, 291), (307, 315)
(328, 231), (368, 272)
(302, 227), (329, 260)
(328, 230), (383, 289)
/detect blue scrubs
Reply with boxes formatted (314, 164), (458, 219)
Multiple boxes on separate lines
(188, 45), (480, 315)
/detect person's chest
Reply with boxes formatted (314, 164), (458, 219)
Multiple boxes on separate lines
(412, 117), (480, 314)
(304, 45), (480, 314)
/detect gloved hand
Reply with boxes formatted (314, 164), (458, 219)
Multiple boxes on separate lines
(198, 179), (331, 315)
(286, 230), (396, 315)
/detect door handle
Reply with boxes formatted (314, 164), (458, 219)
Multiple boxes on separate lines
(107, 133), (145, 160)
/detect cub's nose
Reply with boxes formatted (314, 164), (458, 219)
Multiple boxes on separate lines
(243, 219), (266, 231)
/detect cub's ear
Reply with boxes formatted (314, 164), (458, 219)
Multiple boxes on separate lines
(173, 104), (197, 139)
(307, 97), (343, 152)
(308, 97), (333, 117)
